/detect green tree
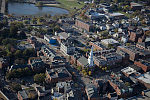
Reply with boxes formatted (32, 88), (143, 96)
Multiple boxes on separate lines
(14, 58), (26, 65)
(88, 71), (92, 76)
(36, 1), (43, 6)
(24, 20), (29, 24)
(28, 92), (37, 99)
(77, 66), (82, 71)
(32, 18), (37, 24)
(16, 68), (23, 77)
(14, 50), (22, 58)
(10, 82), (22, 92)
(34, 73), (45, 84)
(99, 66), (102, 69)
(24, 67), (32, 76)
(10, 25), (18, 37)
(104, 67), (107, 71)
(102, 67), (105, 71)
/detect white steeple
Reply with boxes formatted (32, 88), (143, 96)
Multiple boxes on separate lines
(88, 46), (94, 67)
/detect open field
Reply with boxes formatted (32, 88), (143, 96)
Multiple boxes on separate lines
(55, 0), (85, 12)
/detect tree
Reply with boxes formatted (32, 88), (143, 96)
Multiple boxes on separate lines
(24, 20), (29, 24)
(32, 18), (37, 24)
(104, 67), (107, 71)
(24, 67), (32, 76)
(88, 71), (92, 76)
(10, 82), (22, 92)
(23, 48), (36, 59)
(34, 73), (45, 84)
(77, 66), (82, 71)
(36, 1), (43, 6)
(28, 92), (37, 99)
(10, 25), (18, 37)
(14, 58), (26, 65)
(0, 22), (4, 29)
(99, 66), (102, 69)
(14, 50), (22, 58)
(114, 0), (119, 3)
(102, 67), (105, 71)
(126, 43), (131, 46)
(16, 68), (23, 77)
(114, 28), (118, 33)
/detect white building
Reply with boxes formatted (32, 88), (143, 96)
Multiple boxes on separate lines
(121, 67), (137, 77)
(88, 46), (94, 67)
(101, 38), (119, 47)
(121, 37), (128, 43)
(44, 35), (51, 42)
(60, 39), (75, 55)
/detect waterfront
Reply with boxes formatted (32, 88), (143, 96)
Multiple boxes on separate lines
(8, 2), (69, 16)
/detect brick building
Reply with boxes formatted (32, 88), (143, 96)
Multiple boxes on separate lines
(130, 2), (143, 11)
(89, 41), (106, 51)
(117, 46), (150, 61)
(134, 59), (150, 72)
(75, 19), (94, 32)
(93, 51), (123, 67)
(128, 26), (145, 43)
(46, 67), (72, 83)
(108, 78), (134, 98)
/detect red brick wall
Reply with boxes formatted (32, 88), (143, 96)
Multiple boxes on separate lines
(75, 19), (93, 32)
(134, 61), (150, 72)
(89, 42), (103, 50)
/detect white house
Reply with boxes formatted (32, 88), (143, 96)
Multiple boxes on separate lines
(121, 37), (128, 43)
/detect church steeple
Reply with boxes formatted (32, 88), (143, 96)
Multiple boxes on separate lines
(88, 46), (94, 67)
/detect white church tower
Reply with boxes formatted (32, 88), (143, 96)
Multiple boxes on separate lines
(88, 46), (94, 67)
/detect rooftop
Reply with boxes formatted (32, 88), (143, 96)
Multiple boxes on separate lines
(121, 67), (137, 75)
(18, 90), (28, 99)
(47, 67), (71, 79)
(42, 45), (56, 58)
(124, 45), (150, 55)
(77, 56), (89, 67)
(130, 2), (142, 7)
(59, 32), (70, 40)
(138, 59), (150, 67)
(109, 13), (124, 17)
(137, 71), (150, 84)
(101, 38), (119, 45)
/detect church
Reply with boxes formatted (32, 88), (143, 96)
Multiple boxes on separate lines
(77, 46), (95, 68)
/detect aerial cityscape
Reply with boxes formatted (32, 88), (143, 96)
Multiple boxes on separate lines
(0, 0), (150, 100)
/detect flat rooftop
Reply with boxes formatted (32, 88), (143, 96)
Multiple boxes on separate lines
(121, 67), (137, 75)
(109, 12), (124, 17)
(137, 72), (150, 84)
(101, 38), (119, 45)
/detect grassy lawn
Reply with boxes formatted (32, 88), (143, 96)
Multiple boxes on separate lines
(55, 0), (85, 12)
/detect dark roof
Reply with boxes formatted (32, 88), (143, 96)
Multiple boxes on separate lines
(137, 41), (150, 48)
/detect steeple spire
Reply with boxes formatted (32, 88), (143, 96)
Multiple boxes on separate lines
(88, 46), (94, 67)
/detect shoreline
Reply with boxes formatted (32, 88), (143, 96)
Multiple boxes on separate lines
(7, 2), (70, 17)
(8, 1), (71, 13)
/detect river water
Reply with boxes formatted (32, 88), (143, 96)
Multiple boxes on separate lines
(8, 2), (69, 16)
